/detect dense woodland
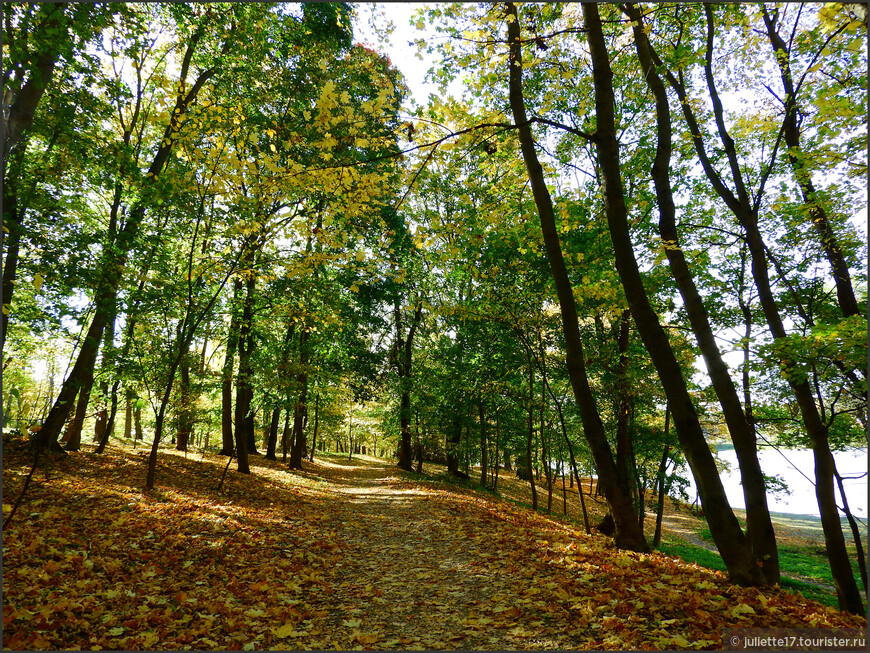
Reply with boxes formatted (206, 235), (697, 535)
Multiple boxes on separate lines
(2, 0), (867, 621)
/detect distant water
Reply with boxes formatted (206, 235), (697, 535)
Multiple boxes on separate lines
(683, 446), (867, 519)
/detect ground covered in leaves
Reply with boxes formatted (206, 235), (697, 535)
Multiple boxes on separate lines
(3, 441), (866, 650)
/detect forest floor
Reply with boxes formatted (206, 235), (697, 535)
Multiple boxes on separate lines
(2, 439), (866, 650)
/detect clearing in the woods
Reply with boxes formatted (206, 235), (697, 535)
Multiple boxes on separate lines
(2, 442), (866, 650)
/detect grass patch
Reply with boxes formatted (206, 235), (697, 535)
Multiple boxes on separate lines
(656, 540), (727, 573)
(656, 538), (843, 610)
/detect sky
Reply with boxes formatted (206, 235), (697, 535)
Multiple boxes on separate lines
(354, 3), (449, 108)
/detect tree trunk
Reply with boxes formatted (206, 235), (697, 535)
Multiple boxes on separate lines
(584, 2), (762, 580)
(526, 350), (538, 512)
(613, 309), (636, 507)
(625, 3), (779, 583)
(308, 395), (319, 462)
(123, 389), (133, 441)
(219, 278), (243, 456)
(479, 400), (488, 488)
(265, 406), (280, 461)
(394, 302), (422, 471)
(233, 274), (256, 475)
(134, 402), (143, 442)
(654, 409), (672, 549)
(504, 2), (647, 552)
(289, 328), (309, 469)
(281, 410), (291, 463)
(175, 350), (192, 452)
(62, 382), (88, 452)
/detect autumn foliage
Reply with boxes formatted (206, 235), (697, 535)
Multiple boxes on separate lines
(2, 440), (865, 650)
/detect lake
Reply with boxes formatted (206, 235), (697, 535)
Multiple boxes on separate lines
(683, 445), (867, 519)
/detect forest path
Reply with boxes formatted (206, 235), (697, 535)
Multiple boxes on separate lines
(305, 455), (575, 650)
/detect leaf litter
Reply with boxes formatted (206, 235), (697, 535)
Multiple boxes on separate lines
(2, 443), (865, 650)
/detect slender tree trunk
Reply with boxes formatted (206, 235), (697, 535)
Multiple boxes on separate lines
(233, 274), (255, 475)
(93, 307), (117, 443)
(653, 408), (672, 548)
(289, 328), (309, 469)
(175, 351), (192, 452)
(492, 407), (500, 492)
(265, 406), (280, 461)
(394, 303), (422, 471)
(123, 389), (133, 441)
(134, 402), (143, 442)
(540, 382), (553, 514)
(625, 3), (779, 583)
(613, 310), (635, 503)
(526, 350), (538, 512)
(308, 394), (319, 462)
(503, 2), (647, 552)
(280, 410), (291, 463)
(479, 400), (488, 488)
(584, 2), (760, 580)
(834, 467), (868, 592)
(220, 278), (243, 456)
(94, 377), (121, 455)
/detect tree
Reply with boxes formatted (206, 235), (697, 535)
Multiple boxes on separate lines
(504, 2), (648, 553)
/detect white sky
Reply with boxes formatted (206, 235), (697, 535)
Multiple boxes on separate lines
(354, 3), (449, 108)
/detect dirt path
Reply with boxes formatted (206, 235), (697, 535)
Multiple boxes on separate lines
(306, 456), (574, 650)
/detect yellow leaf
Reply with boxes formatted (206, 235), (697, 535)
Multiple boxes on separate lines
(33, 273), (44, 291)
(342, 618), (362, 628)
(274, 623), (296, 638)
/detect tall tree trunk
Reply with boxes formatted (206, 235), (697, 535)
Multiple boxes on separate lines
(289, 328), (309, 469)
(220, 278), (243, 456)
(123, 389), (133, 441)
(265, 406), (280, 461)
(233, 274), (256, 475)
(281, 410), (291, 463)
(93, 307), (118, 443)
(583, 2), (760, 581)
(479, 400), (488, 488)
(308, 394), (319, 462)
(175, 350), (192, 452)
(653, 445), (670, 548)
(525, 349), (538, 512)
(62, 380), (88, 451)
(613, 309), (635, 505)
(394, 302), (422, 471)
(625, 3), (779, 584)
(504, 2), (647, 552)
(134, 402), (143, 442)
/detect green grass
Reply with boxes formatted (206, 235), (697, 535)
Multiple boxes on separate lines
(655, 537), (845, 609)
